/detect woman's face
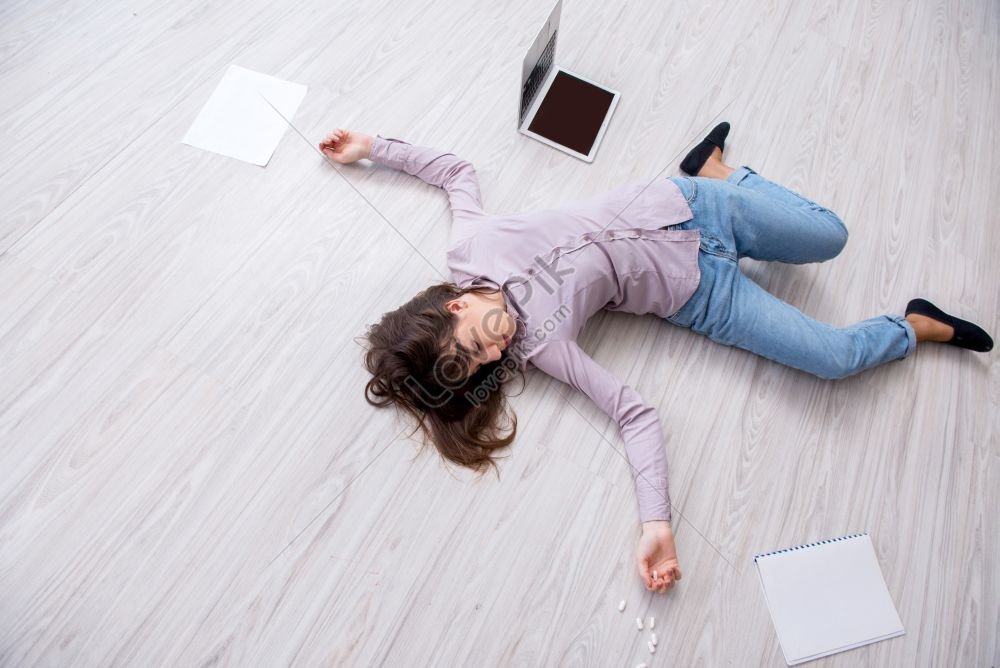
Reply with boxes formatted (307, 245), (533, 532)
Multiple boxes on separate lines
(445, 290), (517, 376)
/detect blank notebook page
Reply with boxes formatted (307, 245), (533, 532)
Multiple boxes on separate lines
(754, 533), (904, 666)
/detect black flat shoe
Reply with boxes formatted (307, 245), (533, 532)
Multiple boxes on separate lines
(679, 122), (730, 176)
(905, 298), (994, 352)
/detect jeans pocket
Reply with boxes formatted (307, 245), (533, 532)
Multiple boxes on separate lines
(669, 176), (697, 205)
(698, 232), (733, 259)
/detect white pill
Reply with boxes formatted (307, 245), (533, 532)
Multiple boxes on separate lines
(648, 616), (655, 629)
(618, 599), (626, 612)
(636, 617), (644, 630)
(636, 664), (648, 668)
(652, 569), (658, 579)
(648, 640), (656, 654)
(651, 631), (658, 646)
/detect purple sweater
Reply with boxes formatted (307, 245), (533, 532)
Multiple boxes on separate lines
(369, 135), (701, 523)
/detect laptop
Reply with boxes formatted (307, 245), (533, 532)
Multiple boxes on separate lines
(517, 0), (621, 163)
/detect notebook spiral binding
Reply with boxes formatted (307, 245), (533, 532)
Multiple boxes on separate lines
(753, 533), (868, 562)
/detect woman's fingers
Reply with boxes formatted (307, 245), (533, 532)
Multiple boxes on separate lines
(646, 569), (657, 591)
(639, 559), (652, 584)
(321, 129), (345, 147)
(650, 570), (676, 592)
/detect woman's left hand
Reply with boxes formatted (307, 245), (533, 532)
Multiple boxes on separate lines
(636, 520), (682, 593)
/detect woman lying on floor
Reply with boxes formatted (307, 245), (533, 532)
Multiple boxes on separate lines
(322, 122), (993, 594)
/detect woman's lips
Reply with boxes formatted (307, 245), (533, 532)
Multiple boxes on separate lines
(503, 335), (512, 348)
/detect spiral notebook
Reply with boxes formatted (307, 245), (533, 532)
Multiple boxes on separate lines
(753, 533), (904, 666)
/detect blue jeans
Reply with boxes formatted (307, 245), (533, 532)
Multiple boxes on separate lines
(664, 167), (916, 380)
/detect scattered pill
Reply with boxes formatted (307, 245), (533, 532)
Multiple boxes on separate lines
(635, 664), (647, 668)
(618, 599), (626, 612)
(648, 640), (656, 654)
(648, 616), (655, 629)
(651, 631), (658, 646)
(636, 617), (644, 630)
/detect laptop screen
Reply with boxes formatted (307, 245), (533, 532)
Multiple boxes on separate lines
(526, 70), (616, 156)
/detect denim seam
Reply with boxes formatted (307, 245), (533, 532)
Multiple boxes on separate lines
(699, 246), (736, 261)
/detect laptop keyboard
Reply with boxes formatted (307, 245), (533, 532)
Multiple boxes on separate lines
(520, 30), (557, 124)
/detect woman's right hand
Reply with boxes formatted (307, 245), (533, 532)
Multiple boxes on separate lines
(318, 128), (374, 164)
(636, 520), (682, 593)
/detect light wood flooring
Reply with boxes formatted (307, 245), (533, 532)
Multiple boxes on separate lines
(1, 0), (998, 665)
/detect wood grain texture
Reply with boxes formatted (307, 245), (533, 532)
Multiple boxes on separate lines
(1, 0), (997, 665)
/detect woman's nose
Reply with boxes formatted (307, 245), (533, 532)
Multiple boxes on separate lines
(487, 345), (502, 362)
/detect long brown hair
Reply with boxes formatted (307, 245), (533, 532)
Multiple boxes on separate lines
(362, 281), (524, 477)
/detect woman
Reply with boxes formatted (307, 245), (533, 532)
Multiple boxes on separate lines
(321, 124), (993, 594)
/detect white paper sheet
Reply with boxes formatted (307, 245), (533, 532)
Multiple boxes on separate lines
(182, 64), (307, 166)
(754, 533), (904, 665)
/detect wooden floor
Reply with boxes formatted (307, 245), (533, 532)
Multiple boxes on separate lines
(2, 0), (997, 665)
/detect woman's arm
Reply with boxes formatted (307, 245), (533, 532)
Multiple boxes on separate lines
(319, 128), (485, 218)
(530, 339), (673, 522)
(529, 339), (681, 593)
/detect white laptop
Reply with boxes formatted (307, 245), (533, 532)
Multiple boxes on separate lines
(517, 0), (621, 162)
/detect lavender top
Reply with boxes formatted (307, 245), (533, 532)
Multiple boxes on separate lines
(368, 135), (702, 523)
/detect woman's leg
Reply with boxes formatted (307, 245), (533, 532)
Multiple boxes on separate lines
(681, 169), (848, 265)
(673, 139), (988, 355)
(666, 174), (916, 378)
(722, 167), (850, 264)
(686, 144), (849, 264)
(667, 250), (916, 379)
